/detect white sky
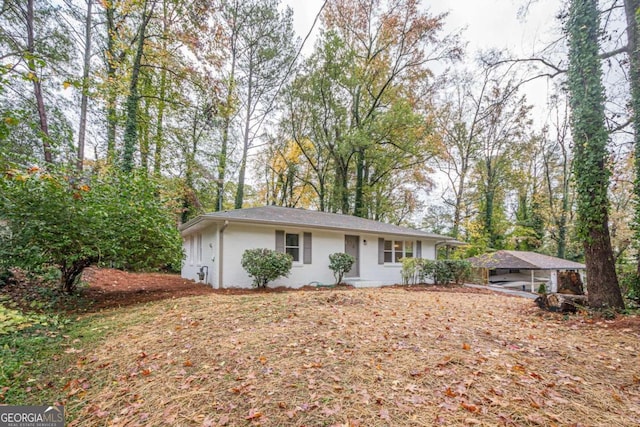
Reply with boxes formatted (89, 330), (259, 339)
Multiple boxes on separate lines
(284, 0), (562, 56)
(284, 0), (563, 115)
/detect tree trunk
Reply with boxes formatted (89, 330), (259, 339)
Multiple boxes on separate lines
(354, 148), (366, 217)
(215, 1), (240, 212)
(139, 76), (151, 173)
(122, 0), (154, 172)
(105, 4), (118, 165)
(182, 115), (198, 223)
(217, 114), (230, 211)
(76, 0), (93, 172)
(623, 0), (640, 275)
(452, 176), (466, 239)
(60, 258), (93, 294)
(235, 59), (253, 209)
(318, 177), (326, 212)
(567, 0), (624, 309)
(216, 78), (235, 211)
(484, 160), (496, 248)
(153, 66), (167, 176)
(584, 221), (624, 308)
(26, 0), (53, 164)
(336, 162), (350, 214)
(557, 171), (569, 259)
(153, 1), (169, 177)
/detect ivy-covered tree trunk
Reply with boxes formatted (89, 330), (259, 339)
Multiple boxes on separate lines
(623, 0), (640, 274)
(567, 0), (624, 308)
(122, 0), (154, 172)
(153, 0), (169, 177)
(105, 3), (118, 166)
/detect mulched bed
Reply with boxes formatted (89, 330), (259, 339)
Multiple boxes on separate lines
(81, 268), (217, 311)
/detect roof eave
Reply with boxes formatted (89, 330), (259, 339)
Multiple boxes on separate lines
(180, 214), (447, 240)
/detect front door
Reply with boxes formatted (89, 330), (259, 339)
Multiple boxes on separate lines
(344, 235), (360, 277)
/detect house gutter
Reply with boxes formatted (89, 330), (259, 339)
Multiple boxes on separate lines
(218, 220), (229, 289)
(181, 215), (447, 240)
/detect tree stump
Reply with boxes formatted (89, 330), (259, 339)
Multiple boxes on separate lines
(558, 271), (584, 295)
(547, 293), (588, 313)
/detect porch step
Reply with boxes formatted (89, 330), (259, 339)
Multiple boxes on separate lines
(343, 278), (386, 288)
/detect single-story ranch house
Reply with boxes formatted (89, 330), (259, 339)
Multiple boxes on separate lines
(180, 205), (456, 288)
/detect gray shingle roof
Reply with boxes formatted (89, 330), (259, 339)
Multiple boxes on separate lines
(181, 205), (451, 240)
(467, 250), (585, 270)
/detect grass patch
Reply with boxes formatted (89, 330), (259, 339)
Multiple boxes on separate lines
(0, 304), (157, 405)
(0, 309), (112, 404)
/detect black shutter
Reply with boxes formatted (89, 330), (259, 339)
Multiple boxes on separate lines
(378, 238), (385, 264)
(416, 241), (422, 258)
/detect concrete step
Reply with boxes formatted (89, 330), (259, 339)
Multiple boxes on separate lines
(343, 278), (386, 288)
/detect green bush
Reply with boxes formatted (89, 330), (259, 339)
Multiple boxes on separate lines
(241, 248), (293, 288)
(401, 258), (419, 285)
(619, 271), (640, 302)
(328, 252), (355, 284)
(431, 260), (454, 285)
(443, 260), (472, 285)
(401, 259), (472, 286)
(0, 168), (183, 293)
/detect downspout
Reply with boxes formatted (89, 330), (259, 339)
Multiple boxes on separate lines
(218, 220), (229, 289)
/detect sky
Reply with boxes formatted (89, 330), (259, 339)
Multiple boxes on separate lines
(283, 0), (563, 118)
(284, 0), (561, 60)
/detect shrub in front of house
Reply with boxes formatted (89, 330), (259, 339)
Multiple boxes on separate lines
(444, 260), (472, 285)
(328, 252), (355, 285)
(241, 248), (293, 288)
(401, 258), (418, 285)
(401, 259), (471, 286)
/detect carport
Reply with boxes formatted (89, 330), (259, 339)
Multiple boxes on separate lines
(467, 250), (586, 293)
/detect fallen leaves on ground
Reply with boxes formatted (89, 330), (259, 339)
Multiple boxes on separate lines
(58, 288), (640, 426)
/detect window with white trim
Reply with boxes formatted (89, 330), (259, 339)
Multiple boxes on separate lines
(384, 240), (414, 263)
(285, 233), (300, 262)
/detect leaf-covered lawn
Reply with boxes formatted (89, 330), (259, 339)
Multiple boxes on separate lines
(56, 289), (640, 426)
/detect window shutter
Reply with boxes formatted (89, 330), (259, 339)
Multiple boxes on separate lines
(303, 232), (312, 264)
(275, 230), (284, 252)
(416, 241), (422, 258)
(378, 238), (384, 264)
